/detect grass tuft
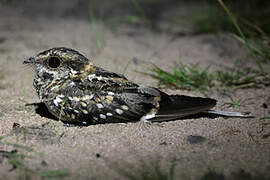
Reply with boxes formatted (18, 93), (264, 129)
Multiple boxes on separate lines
(215, 60), (257, 87)
(139, 63), (214, 93)
(223, 95), (245, 108)
(0, 136), (68, 178)
(141, 61), (268, 94)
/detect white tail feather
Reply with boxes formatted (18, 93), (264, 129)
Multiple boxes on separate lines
(205, 110), (253, 118)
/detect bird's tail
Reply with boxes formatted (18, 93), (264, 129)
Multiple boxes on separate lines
(153, 95), (217, 121)
(151, 94), (253, 122)
(204, 110), (253, 118)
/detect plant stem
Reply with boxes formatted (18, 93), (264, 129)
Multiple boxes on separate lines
(217, 0), (264, 73)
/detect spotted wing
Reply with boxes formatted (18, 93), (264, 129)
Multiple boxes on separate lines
(88, 87), (161, 123)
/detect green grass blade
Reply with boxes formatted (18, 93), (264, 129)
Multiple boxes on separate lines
(40, 170), (69, 178)
(217, 0), (264, 72)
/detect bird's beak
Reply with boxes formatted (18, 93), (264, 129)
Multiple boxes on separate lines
(23, 57), (35, 64)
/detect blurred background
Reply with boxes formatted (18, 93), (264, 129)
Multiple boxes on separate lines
(1, 0), (270, 35)
(1, 0), (270, 97)
(0, 0), (269, 93)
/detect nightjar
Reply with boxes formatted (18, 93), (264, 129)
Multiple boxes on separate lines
(24, 47), (251, 125)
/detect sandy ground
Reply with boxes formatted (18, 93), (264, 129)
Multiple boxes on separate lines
(0, 2), (270, 180)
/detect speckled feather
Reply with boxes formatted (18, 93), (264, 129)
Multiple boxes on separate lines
(24, 47), (219, 124)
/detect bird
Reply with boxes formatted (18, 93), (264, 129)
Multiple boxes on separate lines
(23, 47), (252, 125)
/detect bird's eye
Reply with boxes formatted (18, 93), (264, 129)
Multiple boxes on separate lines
(47, 57), (61, 68)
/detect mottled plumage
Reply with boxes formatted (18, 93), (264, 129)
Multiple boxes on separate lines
(24, 47), (252, 125)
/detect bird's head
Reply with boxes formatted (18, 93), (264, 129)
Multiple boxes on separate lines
(24, 47), (96, 100)
(24, 47), (95, 82)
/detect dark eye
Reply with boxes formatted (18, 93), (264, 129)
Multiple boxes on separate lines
(47, 57), (61, 68)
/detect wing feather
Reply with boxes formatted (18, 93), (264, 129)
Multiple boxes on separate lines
(88, 87), (160, 123)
